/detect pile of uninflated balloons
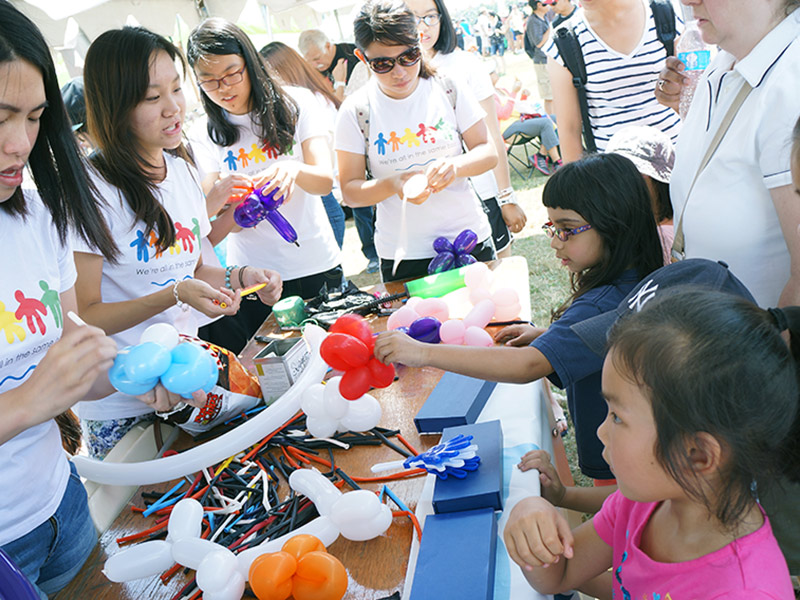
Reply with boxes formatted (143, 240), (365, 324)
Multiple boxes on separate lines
(319, 314), (395, 400)
(427, 229), (478, 274)
(109, 323), (218, 398)
(386, 262), (521, 347)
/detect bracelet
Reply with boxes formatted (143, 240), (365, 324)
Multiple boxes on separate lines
(497, 192), (518, 207)
(225, 265), (238, 290)
(173, 280), (189, 312)
(333, 81), (346, 89)
(238, 265), (248, 289)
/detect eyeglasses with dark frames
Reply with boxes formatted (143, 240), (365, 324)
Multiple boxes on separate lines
(541, 221), (593, 242)
(197, 65), (247, 92)
(415, 13), (441, 27)
(364, 46), (422, 74)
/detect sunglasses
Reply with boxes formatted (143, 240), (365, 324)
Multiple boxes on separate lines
(364, 46), (422, 74)
(542, 221), (593, 242)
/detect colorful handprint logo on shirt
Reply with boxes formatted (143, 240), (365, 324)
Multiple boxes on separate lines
(1, 280), (62, 346)
(131, 224), (197, 263)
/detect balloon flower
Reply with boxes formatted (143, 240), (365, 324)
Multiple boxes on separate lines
(428, 229), (478, 274)
(319, 314), (395, 400)
(300, 377), (382, 438)
(371, 434), (480, 479)
(109, 323), (218, 398)
(233, 184), (299, 246)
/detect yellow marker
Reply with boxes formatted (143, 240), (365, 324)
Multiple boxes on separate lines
(239, 282), (267, 296)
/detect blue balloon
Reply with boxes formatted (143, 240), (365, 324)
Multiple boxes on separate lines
(109, 356), (159, 396)
(125, 342), (172, 381)
(161, 343), (216, 398)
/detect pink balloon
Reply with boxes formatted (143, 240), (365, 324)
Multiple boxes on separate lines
(386, 305), (420, 330)
(416, 298), (449, 322)
(463, 299), (496, 329)
(405, 296), (422, 311)
(469, 288), (491, 306)
(493, 288), (519, 306)
(464, 262), (492, 290)
(439, 319), (466, 345)
(494, 302), (521, 321)
(464, 326), (494, 347)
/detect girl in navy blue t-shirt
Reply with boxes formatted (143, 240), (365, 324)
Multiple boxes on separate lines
(376, 153), (663, 480)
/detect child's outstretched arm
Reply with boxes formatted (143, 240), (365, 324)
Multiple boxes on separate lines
(374, 330), (553, 384)
(504, 496), (612, 595)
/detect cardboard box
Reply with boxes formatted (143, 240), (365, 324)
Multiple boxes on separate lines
(408, 508), (497, 600)
(414, 372), (497, 434)
(253, 337), (311, 404)
(432, 420), (504, 514)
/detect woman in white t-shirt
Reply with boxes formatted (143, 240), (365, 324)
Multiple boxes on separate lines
(407, 0), (527, 256)
(187, 18), (342, 352)
(336, 0), (498, 282)
(0, 5), (184, 596)
(73, 27), (283, 459)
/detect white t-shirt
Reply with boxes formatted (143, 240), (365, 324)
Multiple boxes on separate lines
(671, 10), (800, 307)
(73, 154), (211, 421)
(0, 192), (74, 546)
(545, 0), (682, 151)
(335, 77), (492, 260)
(190, 86), (341, 281)
(430, 50), (499, 201)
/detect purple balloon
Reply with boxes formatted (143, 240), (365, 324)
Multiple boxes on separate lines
(428, 251), (455, 274)
(233, 195), (266, 228)
(455, 253), (477, 267)
(232, 184), (298, 244)
(408, 316), (441, 344)
(432, 236), (454, 254)
(453, 229), (478, 254)
(0, 550), (39, 600)
(266, 210), (299, 245)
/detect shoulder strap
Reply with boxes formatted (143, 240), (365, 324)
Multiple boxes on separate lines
(554, 25), (597, 153)
(354, 93), (373, 180)
(649, 0), (677, 57)
(439, 76), (458, 111)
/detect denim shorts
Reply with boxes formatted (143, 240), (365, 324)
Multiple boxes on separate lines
(1, 462), (97, 598)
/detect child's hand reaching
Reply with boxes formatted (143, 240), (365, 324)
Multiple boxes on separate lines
(518, 450), (566, 507)
(374, 330), (428, 367)
(504, 496), (574, 570)
(494, 323), (545, 346)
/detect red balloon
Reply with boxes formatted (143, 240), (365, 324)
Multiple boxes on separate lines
(339, 365), (372, 400)
(367, 357), (395, 389)
(320, 334), (371, 371)
(329, 314), (375, 352)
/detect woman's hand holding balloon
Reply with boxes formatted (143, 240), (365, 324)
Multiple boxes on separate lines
(425, 158), (458, 193)
(374, 330), (428, 367)
(176, 279), (239, 318)
(206, 174), (253, 215)
(394, 171), (430, 205)
(239, 266), (283, 306)
(654, 56), (689, 113)
(504, 496), (574, 570)
(136, 383), (206, 413)
(253, 161), (300, 205)
(494, 323), (544, 346)
(517, 449), (567, 507)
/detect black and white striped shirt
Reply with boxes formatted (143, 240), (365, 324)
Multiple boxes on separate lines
(546, 3), (682, 151)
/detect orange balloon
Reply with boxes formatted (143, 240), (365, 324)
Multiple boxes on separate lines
(281, 534), (327, 561)
(249, 551), (297, 600)
(292, 551), (348, 600)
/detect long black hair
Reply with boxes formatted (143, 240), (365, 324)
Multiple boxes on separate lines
(85, 26), (189, 252)
(608, 289), (800, 527)
(543, 153), (663, 320)
(354, 0), (435, 79)
(187, 18), (297, 152)
(0, 0), (117, 260)
(428, 0), (457, 54)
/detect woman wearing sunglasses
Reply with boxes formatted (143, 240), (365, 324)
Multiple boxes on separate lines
(335, 0), (498, 282)
(406, 0), (527, 256)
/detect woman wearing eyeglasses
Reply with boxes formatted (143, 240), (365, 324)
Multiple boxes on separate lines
(186, 18), (342, 352)
(336, 0), (498, 282)
(405, 0), (527, 258)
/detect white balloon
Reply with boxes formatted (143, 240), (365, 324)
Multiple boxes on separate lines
(167, 498), (204, 542)
(203, 570), (245, 600)
(171, 537), (223, 570)
(402, 173), (428, 199)
(237, 516), (340, 581)
(73, 325), (329, 485)
(306, 414), (339, 438)
(300, 383), (326, 417)
(103, 540), (174, 582)
(339, 394), (382, 432)
(329, 490), (393, 542)
(289, 468), (342, 517)
(139, 323), (180, 349)
(322, 377), (349, 419)
(196, 548), (238, 593)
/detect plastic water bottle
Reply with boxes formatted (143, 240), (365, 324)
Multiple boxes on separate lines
(676, 19), (711, 120)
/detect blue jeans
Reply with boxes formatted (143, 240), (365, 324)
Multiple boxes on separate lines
(2, 463), (97, 598)
(321, 193), (345, 249)
(353, 206), (378, 261)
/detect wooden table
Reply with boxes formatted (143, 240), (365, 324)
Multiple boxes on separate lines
(56, 257), (545, 600)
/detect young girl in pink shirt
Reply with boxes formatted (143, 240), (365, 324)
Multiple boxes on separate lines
(504, 288), (797, 599)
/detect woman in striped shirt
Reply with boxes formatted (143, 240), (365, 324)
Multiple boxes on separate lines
(546, 0), (682, 162)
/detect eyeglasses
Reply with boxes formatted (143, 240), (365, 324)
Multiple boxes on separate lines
(197, 65), (246, 92)
(542, 221), (593, 242)
(364, 46), (422, 74)
(415, 13), (441, 27)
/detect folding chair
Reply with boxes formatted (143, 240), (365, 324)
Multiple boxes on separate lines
(505, 131), (542, 180)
